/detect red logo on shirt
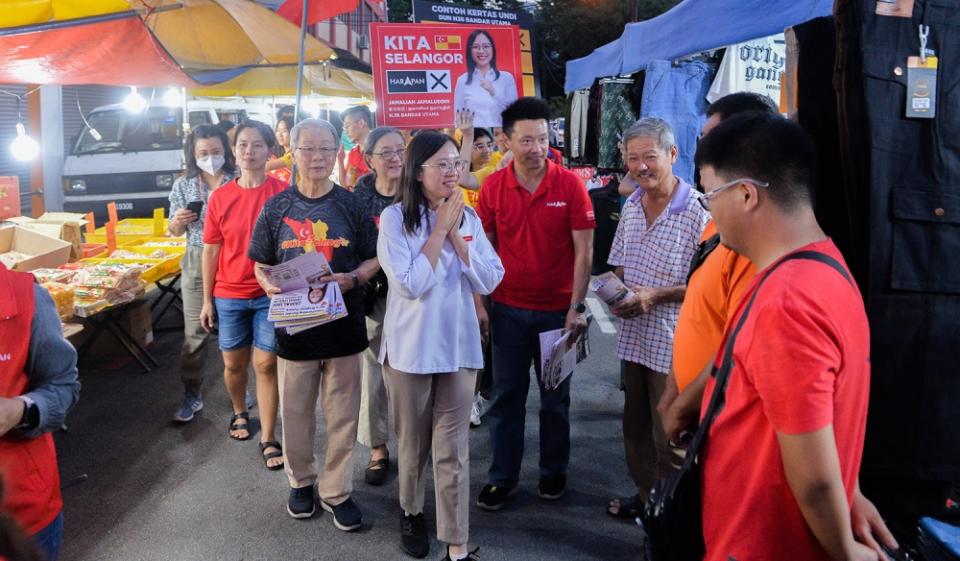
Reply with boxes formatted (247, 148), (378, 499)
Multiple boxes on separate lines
(586, 210), (595, 221)
(281, 217), (350, 260)
(463, 235), (474, 242)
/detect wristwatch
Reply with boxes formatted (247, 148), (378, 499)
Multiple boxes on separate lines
(348, 271), (360, 289)
(16, 397), (39, 431)
(571, 301), (587, 314)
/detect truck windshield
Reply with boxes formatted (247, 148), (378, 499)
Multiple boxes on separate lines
(74, 107), (183, 155)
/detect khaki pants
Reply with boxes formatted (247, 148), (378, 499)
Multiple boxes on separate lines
(358, 297), (389, 449)
(383, 363), (476, 545)
(622, 361), (683, 501)
(179, 246), (209, 391)
(278, 354), (362, 505)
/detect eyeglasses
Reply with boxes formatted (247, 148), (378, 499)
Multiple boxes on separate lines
(473, 142), (493, 151)
(472, 44), (493, 52)
(372, 149), (405, 160)
(421, 159), (468, 175)
(699, 177), (769, 211)
(296, 146), (337, 157)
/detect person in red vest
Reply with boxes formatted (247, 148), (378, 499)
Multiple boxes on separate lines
(0, 263), (80, 561)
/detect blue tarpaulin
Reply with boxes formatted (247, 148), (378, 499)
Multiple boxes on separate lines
(565, 0), (832, 92)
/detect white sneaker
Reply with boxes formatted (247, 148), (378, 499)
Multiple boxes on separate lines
(470, 394), (489, 427)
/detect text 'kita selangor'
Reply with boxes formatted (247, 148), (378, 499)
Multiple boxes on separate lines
(382, 35), (466, 65)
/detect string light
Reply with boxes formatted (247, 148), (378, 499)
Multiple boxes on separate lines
(123, 86), (147, 113)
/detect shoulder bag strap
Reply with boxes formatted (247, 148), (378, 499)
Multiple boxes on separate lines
(679, 250), (853, 468)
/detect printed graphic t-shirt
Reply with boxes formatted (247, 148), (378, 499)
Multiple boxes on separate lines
(203, 176), (287, 299)
(248, 184), (378, 360)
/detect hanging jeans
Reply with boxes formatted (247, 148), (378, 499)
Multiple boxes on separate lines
(640, 60), (715, 185)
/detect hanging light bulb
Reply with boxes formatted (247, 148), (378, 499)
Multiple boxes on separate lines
(163, 88), (183, 108)
(123, 86), (147, 113)
(10, 122), (39, 162)
(369, 102), (378, 113)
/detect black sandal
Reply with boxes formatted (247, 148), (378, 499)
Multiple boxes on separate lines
(607, 494), (644, 519)
(229, 412), (250, 441)
(259, 441), (284, 471)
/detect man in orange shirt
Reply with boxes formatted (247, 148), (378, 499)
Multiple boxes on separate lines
(340, 105), (372, 190)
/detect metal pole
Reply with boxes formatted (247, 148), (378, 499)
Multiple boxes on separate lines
(293, 0), (309, 123)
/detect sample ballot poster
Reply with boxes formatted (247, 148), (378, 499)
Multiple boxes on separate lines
(370, 23), (523, 129)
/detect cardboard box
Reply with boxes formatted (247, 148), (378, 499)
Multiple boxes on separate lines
(0, 177), (20, 220)
(9, 213), (88, 260)
(0, 226), (72, 271)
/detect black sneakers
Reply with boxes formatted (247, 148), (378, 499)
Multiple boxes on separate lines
(287, 486), (315, 519)
(476, 484), (517, 511)
(400, 512), (429, 558)
(538, 474), (567, 500)
(320, 497), (363, 532)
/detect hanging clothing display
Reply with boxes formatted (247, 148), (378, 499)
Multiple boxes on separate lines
(706, 34), (786, 104)
(639, 59), (715, 184)
(569, 89), (591, 160)
(828, 9), (960, 547)
(597, 78), (639, 170)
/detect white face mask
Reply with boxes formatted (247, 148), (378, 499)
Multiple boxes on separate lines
(196, 154), (225, 176)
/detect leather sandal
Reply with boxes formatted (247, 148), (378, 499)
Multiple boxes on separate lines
(259, 441), (284, 471)
(228, 411), (250, 441)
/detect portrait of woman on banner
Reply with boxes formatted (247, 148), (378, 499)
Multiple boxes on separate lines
(453, 29), (519, 129)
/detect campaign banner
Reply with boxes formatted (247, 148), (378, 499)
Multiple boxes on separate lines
(370, 23), (523, 129)
(412, 0), (540, 98)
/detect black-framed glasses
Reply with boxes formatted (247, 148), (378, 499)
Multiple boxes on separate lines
(699, 177), (769, 211)
(372, 149), (404, 160)
(421, 159), (468, 174)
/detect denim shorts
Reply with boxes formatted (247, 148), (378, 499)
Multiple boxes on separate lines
(214, 295), (276, 353)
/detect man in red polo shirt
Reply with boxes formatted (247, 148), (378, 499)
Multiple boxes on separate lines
(475, 97), (595, 511)
(696, 112), (875, 561)
(0, 264), (80, 561)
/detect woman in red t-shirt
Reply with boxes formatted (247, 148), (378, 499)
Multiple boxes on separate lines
(201, 120), (287, 470)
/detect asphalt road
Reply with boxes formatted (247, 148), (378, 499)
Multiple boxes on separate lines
(57, 296), (645, 561)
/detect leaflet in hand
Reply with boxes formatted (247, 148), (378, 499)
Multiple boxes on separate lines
(590, 272), (630, 307)
(539, 322), (591, 391)
(262, 251), (348, 334)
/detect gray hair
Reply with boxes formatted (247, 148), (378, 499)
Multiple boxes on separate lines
(622, 117), (675, 152)
(290, 118), (340, 151)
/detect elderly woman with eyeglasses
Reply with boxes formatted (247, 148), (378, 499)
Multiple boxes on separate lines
(248, 118), (380, 532)
(378, 131), (504, 561)
(352, 126), (405, 486)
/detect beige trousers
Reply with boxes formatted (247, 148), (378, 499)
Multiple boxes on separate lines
(358, 297), (389, 449)
(383, 363), (476, 545)
(278, 353), (362, 505)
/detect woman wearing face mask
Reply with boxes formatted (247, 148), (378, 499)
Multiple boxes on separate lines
(167, 124), (236, 424)
(352, 126), (404, 486)
(378, 131), (504, 561)
(201, 120), (287, 470)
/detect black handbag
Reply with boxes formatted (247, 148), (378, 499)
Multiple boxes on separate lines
(641, 250), (853, 561)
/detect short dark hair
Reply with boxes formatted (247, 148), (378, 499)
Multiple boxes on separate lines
(396, 131), (456, 234)
(233, 119), (277, 149)
(501, 97), (550, 137)
(341, 105), (373, 128)
(215, 119), (235, 134)
(276, 105), (295, 121)
(183, 124), (236, 179)
(695, 112), (815, 211)
(706, 92), (779, 120)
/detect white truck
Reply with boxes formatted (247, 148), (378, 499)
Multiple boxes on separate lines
(62, 99), (273, 221)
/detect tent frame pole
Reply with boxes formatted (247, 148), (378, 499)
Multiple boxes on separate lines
(294, 1), (309, 123)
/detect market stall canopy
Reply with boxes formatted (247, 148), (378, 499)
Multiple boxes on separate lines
(0, 11), (198, 86)
(565, 0), (832, 92)
(0, 0), (131, 27)
(188, 64), (374, 98)
(131, 0), (335, 71)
